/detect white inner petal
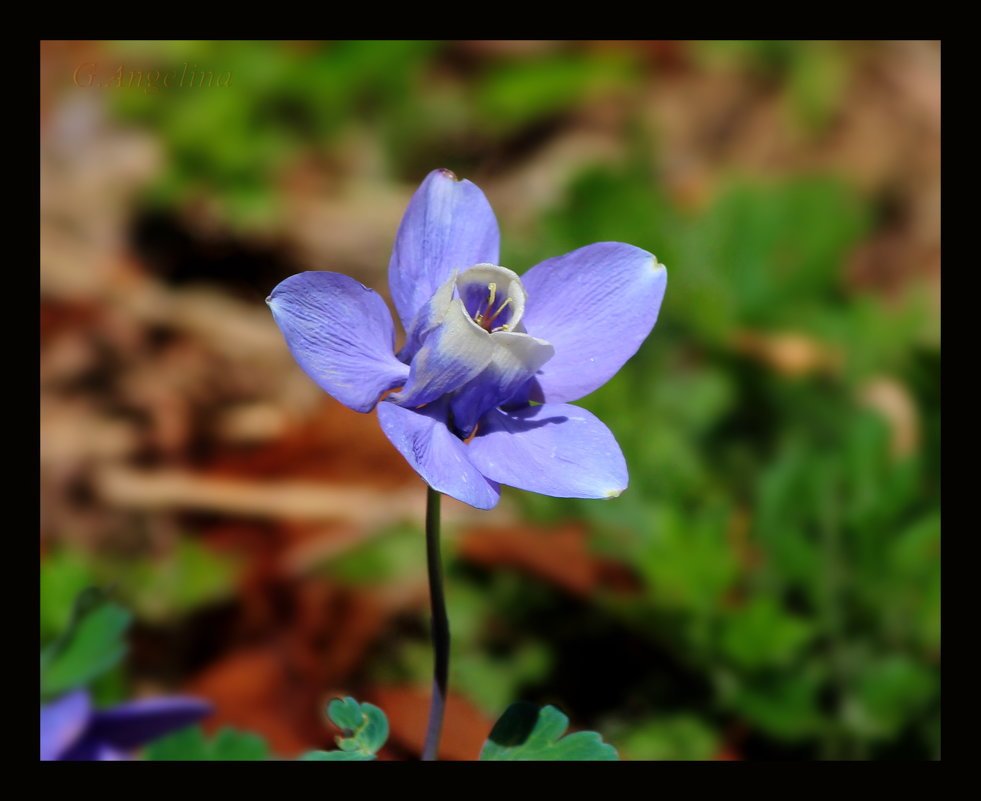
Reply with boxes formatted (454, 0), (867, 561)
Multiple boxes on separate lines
(456, 264), (527, 333)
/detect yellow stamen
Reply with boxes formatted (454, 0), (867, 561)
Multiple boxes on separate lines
(485, 297), (512, 328)
(474, 282), (499, 326)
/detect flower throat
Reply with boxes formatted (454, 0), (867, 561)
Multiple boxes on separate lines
(471, 282), (514, 332)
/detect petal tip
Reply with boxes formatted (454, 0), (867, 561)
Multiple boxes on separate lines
(437, 167), (459, 181)
(604, 487), (626, 499)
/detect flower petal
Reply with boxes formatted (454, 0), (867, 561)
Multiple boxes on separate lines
(390, 299), (495, 408)
(40, 690), (91, 761)
(267, 271), (409, 413)
(88, 696), (213, 750)
(449, 331), (554, 436)
(388, 169), (500, 332)
(520, 242), (667, 403)
(467, 403), (627, 499)
(397, 271), (456, 363)
(60, 740), (129, 761)
(377, 401), (501, 510)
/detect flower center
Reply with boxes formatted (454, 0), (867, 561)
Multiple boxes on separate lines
(457, 264), (526, 334)
(471, 283), (514, 332)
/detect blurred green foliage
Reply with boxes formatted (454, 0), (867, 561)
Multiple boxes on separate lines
(41, 539), (240, 632)
(40, 589), (132, 701)
(513, 159), (938, 759)
(325, 526), (554, 714)
(108, 41), (647, 228)
(475, 51), (639, 133)
(110, 40), (440, 226)
(44, 40), (938, 760)
(615, 714), (720, 761)
(697, 40), (849, 135)
(146, 725), (272, 761)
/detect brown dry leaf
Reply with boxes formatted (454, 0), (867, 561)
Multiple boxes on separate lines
(293, 584), (390, 687)
(41, 398), (138, 466)
(458, 522), (604, 597)
(204, 399), (415, 487)
(93, 464), (514, 534)
(846, 227), (937, 301)
(214, 402), (291, 445)
(858, 376), (920, 459)
(187, 646), (319, 757)
(93, 466), (421, 525)
(730, 329), (842, 377)
(184, 581), (395, 757)
(366, 684), (494, 761)
(714, 745), (742, 761)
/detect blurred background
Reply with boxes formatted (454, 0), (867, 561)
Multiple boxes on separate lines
(40, 40), (940, 760)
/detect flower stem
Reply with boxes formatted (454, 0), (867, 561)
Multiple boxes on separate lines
(421, 485), (449, 761)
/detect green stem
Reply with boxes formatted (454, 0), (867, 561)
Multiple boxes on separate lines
(421, 486), (449, 761)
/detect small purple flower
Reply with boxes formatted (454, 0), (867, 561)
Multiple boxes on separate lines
(40, 689), (211, 761)
(268, 169), (666, 510)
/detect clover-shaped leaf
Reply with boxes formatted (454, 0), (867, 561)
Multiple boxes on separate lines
(300, 697), (389, 761)
(479, 702), (619, 761)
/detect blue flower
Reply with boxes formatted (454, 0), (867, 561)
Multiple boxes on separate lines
(40, 689), (211, 760)
(267, 168), (666, 510)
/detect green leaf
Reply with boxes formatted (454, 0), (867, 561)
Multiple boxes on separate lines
(476, 52), (638, 133)
(785, 42), (847, 135)
(111, 538), (241, 624)
(720, 596), (815, 671)
(326, 524), (424, 586)
(145, 725), (272, 761)
(844, 656), (936, 740)
(210, 728), (272, 761)
(143, 724), (208, 760)
(40, 589), (132, 699)
(617, 715), (720, 761)
(298, 697), (388, 760)
(725, 670), (823, 741)
(299, 750), (375, 761)
(40, 550), (97, 641)
(480, 703), (618, 761)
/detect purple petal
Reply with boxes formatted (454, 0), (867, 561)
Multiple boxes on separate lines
(521, 242), (667, 403)
(449, 331), (554, 436)
(88, 696), (212, 750)
(388, 169), (500, 332)
(377, 401), (501, 510)
(467, 403), (627, 499)
(397, 271), (457, 363)
(40, 690), (91, 761)
(390, 299), (496, 408)
(267, 271), (409, 413)
(60, 739), (129, 761)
